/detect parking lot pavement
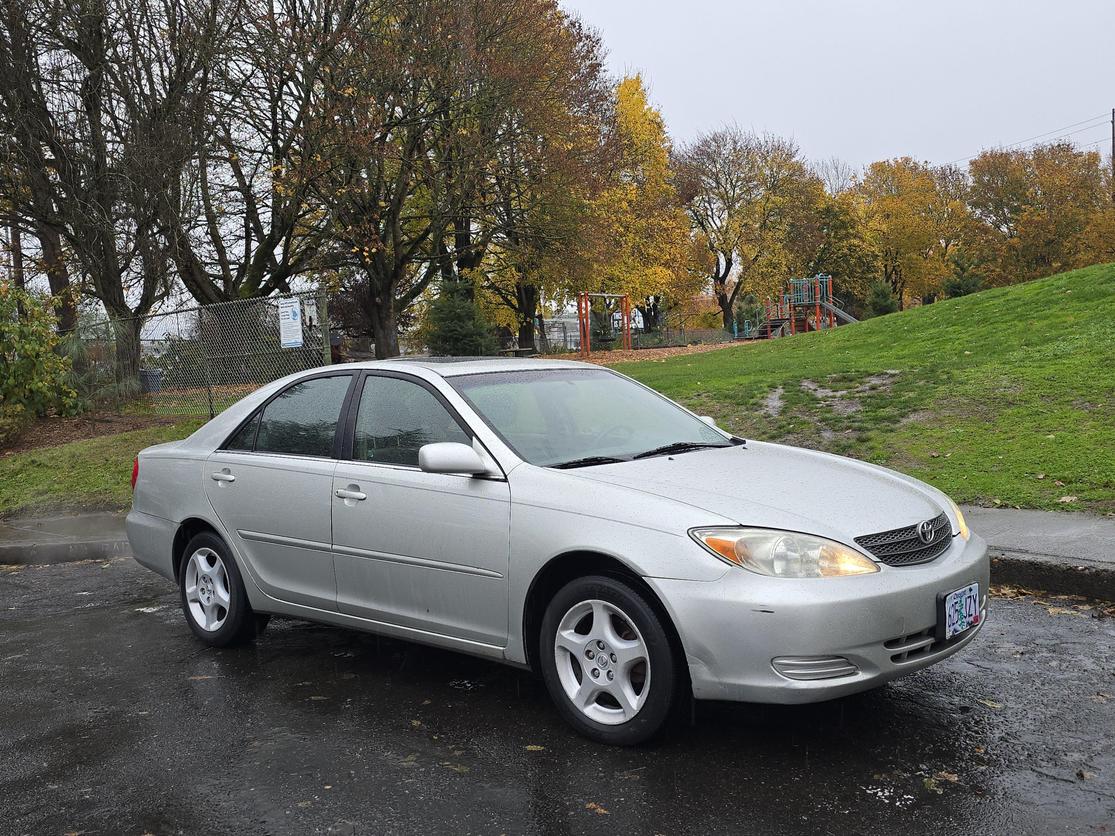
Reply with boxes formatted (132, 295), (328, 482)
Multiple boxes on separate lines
(1, 559), (1112, 836)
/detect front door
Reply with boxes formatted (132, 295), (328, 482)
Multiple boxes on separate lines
(331, 373), (511, 646)
(205, 373), (353, 611)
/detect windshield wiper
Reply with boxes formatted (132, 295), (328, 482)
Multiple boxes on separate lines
(632, 441), (736, 460)
(549, 455), (628, 470)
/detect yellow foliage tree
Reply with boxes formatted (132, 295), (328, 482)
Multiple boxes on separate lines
(585, 75), (700, 325)
(855, 158), (955, 306)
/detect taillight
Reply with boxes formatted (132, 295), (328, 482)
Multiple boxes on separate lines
(131, 457), (139, 491)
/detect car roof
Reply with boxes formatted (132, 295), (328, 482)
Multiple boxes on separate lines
(342, 357), (599, 377)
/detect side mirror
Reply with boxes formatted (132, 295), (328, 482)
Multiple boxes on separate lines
(699, 415), (718, 428)
(418, 442), (490, 476)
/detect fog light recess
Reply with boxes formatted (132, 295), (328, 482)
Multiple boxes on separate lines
(771, 656), (859, 681)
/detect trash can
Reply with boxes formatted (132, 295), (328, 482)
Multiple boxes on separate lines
(139, 368), (163, 394)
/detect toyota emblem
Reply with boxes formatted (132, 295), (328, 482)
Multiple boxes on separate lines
(916, 519), (936, 544)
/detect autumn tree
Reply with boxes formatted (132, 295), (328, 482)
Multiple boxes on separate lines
(465, 7), (612, 351)
(310, 0), (608, 357)
(967, 142), (1106, 285)
(787, 189), (879, 315)
(581, 75), (698, 328)
(855, 158), (959, 306)
(158, 0), (362, 305)
(676, 128), (817, 329)
(0, 0), (233, 371)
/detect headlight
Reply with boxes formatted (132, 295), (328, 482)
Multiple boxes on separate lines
(690, 527), (879, 578)
(947, 499), (970, 541)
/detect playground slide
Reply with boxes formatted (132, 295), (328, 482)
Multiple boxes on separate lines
(819, 301), (859, 324)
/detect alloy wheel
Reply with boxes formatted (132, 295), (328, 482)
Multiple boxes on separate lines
(183, 547), (232, 632)
(553, 599), (650, 725)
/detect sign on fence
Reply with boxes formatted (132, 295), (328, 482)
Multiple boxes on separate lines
(277, 297), (303, 348)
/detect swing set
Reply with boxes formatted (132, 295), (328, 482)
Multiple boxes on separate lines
(576, 292), (633, 358)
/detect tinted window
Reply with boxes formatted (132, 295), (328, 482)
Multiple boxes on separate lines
(255, 375), (352, 457)
(353, 376), (470, 467)
(225, 412), (260, 451)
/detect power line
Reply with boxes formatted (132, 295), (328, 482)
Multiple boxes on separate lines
(946, 112), (1110, 165)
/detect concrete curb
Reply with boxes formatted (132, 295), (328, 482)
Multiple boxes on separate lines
(0, 538), (131, 566)
(990, 549), (1115, 601)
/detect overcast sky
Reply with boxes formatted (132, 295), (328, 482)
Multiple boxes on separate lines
(560, 0), (1114, 170)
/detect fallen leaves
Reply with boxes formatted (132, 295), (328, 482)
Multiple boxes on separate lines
(1057, 495), (1078, 504)
(991, 585), (1115, 618)
(525, 744), (545, 752)
(585, 802), (609, 815)
(977, 698), (1003, 710)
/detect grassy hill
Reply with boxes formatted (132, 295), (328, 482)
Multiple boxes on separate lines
(615, 263), (1115, 512)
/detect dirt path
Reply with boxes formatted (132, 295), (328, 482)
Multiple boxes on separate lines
(1, 413), (179, 456)
(555, 340), (749, 366)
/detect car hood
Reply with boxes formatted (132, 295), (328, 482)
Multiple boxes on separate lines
(566, 440), (950, 544)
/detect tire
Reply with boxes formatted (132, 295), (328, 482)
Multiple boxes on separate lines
(178, 532), (258, 647)
(539, 575), (681, 746)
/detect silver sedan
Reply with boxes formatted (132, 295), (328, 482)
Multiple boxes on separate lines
(127, 358), (989, 745)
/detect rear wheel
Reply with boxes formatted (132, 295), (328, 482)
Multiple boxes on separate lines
(179, 532), (257, 647)
(539, 575), (681, 745)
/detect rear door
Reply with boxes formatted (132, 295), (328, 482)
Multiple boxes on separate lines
(331, 372), (511, 646)
(205, 372), (354, 611)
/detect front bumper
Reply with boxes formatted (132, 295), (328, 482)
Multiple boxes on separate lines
(647, 533), (990, 703)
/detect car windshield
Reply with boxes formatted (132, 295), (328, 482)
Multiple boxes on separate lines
(449, 368), (733, 467)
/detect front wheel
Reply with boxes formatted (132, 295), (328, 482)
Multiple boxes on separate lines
(539, 575), (681, 745)
(179, 532), (258, 647)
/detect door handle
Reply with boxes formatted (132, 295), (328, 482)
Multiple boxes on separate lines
(335, 488), (367, 501)
(210, 470), (236, 483)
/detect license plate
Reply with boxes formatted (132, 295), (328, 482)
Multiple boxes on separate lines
(937, 582), (981, 641)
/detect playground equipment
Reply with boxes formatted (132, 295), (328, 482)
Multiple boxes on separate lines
(757, 275), (857, 339)
(576, 292), (632, 358)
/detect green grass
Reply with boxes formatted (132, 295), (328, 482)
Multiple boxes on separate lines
(0, 419), (203, 518)
(616, 263), (1115, 512)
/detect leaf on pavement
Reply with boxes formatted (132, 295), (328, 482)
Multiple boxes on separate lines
(977, 698), (1003, 710)
(585, 802), (609, 815)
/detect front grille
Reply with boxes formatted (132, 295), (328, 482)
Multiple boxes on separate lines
(854, 512), (952, 566)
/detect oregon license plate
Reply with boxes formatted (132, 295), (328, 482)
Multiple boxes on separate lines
(938, 582), (981, 641)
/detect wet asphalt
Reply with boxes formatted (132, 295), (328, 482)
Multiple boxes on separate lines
(1, 558), (1113, 836)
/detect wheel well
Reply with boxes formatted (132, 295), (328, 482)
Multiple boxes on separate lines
(522, 551), (688, 682)
(171, 518), (220, 583)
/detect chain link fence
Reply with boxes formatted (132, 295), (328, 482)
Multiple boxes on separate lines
(63, 291), (331, 417)
(533, 310), (733, 355)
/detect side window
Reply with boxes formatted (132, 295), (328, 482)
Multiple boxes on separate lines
(353, 376), (470, 467)
(255, 375), (352, 457)
(225, 412), (261, 451)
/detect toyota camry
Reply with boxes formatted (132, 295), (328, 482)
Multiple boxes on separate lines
(127, 358), (988, 745)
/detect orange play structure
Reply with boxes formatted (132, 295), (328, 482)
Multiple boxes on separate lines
(576, 292), (632, 358)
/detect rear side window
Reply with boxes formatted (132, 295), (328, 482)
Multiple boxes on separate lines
(225, 413), (260, 451)
(253, 375), (352, 457)
(353, 375), (470, 467)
